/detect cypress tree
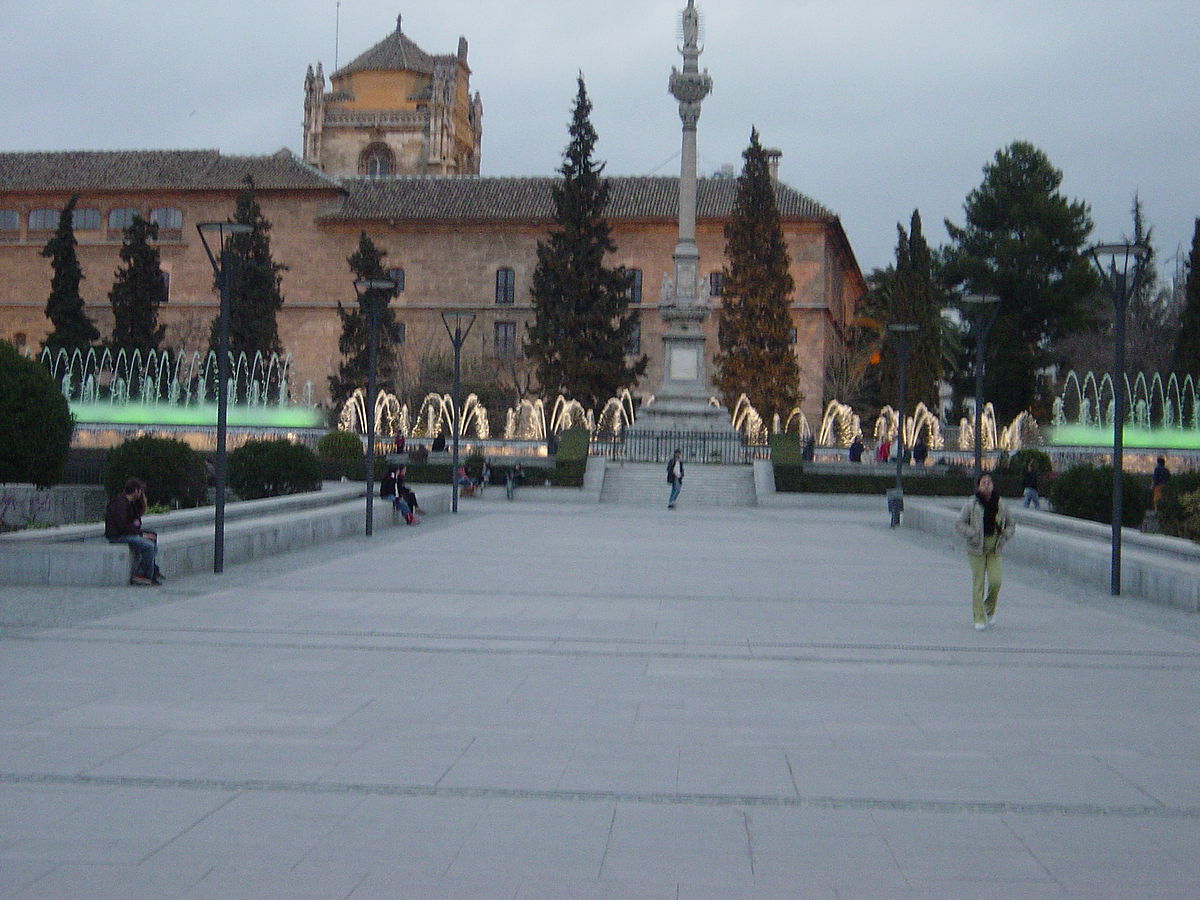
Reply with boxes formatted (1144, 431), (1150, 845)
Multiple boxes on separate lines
(526, 76), (646, 414)
(41, 195), (99, 358)
(107, 214), (166, 355)
(713, 128), (800, 421)
(1173, 218), (1200, 377)
(207, 178), (287, 364)
(328, 232), (403, 412)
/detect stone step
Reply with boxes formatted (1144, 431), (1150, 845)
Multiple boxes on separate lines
(599, 462), (757, 507)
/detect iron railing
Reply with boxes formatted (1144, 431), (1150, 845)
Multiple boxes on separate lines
(590, 429), (767, 464)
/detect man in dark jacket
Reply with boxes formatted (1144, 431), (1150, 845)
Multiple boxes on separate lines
(667, 449), (684, 509)
(105, 477), (159, 586)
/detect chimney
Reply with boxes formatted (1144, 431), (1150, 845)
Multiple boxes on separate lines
(764, 148), (782, 184)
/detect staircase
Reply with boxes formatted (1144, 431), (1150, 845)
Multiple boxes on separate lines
(598, 461), (757, 507)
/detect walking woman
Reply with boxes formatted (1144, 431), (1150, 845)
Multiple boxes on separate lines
(955, 473), (1015, 630)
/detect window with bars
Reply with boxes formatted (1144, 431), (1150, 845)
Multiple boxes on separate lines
(709, 271), (724, 296)
(628, 268), (643, 303)
(0, 209), (19, 232)
(626, 315), (641, 355)
(494, 321), (518, 358)
(72, 208), (101, 230)
(108, 207), (140, 231)
(29, 209), (59, 230)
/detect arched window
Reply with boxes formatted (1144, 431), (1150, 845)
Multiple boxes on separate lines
(361, 144), (394, 179)
(108, 207), (140, 232)
(0, 210), (18, 232)
(149, 207), (183, 240)
(29, 209), (59, 230)
(72, 208), (101, 230)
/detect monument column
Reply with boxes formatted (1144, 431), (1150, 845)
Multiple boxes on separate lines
(633, 0), (733, 432)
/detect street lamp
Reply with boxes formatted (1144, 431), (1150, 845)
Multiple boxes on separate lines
(1088, 242), (1150, 596)
(961, 293), (1001, 479)
(196, 220), (252, 574)
(886, 323), (919, 526)
(354, 277), (398, 537)
(440, 310), (476, 514)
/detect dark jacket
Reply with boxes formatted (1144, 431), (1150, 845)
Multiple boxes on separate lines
(667, 458), (684, 484)
(104, 494), (141, 541)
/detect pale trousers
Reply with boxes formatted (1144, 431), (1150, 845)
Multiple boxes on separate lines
(968, 534), (1002, 624)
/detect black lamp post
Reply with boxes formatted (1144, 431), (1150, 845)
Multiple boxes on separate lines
(196, 220), (252, 574)
(887, 323), (919, 521)
(1088, 242), (1149, 596)
(440, 310), (476, 514)
(961, 293), (1001, 479)
(354, 277), (398, 537)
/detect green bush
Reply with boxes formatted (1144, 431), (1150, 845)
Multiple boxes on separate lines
(228, 439), (321, 500)
(103, 435), (207, 508)
(317, 429), (364, 460)
(1006, 448), (1053, 477)
(0, 340), (74, 487)
(769, 433), (803, 491)
(1047, 462), (1149, 528)
(1164, 490), (1200, 543)
(548, 427), (590, 486)
(1156, 471), (1200, 540)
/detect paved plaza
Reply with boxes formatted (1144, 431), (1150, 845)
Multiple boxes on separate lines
(2, 494), (1199, 898)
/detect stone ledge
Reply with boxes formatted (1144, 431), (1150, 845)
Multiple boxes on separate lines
(903, 499), (1200, 613)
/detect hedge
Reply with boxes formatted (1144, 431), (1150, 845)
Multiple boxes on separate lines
(228, 439), (322, 500)
(0, 340), (74, 487)
(1047, 462), (1149, 528)
(547, 426), (590, 487)
(1156, 471), (1200, 541)
(103, 435), (208, 508)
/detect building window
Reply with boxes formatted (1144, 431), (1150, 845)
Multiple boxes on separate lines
(494, 321), (518, 358)
(72, 208), (101, 230)
(626, 315), (641, 355)
(160, 271), (171, 303)
(13, 332), (27, 355)
(387, 267), (405, 292)
(395, 322), (406, 344)
(0, 210), (18, 232)
(149, 207), (183, 240)
(495, 267), (515, 305)
(628, 268), (643, 303)
(788, 327), (797, 344)
(29, 209), (59, 230)
(108, 207), (140, 231)
(709, 271), (724, 297)
(362, 144), (394, 179)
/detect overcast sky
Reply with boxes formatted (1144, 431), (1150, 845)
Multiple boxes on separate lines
(4, 0), (1197, 280)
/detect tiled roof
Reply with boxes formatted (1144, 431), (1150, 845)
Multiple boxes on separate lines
(0, 149), (340, 192)
(321, 175), (835, 222)
(333, 27), (435, 78)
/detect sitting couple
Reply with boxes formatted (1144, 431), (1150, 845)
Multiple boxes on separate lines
(380, 466), (422, 525)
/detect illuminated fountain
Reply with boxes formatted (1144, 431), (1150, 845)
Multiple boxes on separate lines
(42, 346), (323, 430)
(1049, 370), (1200, 449)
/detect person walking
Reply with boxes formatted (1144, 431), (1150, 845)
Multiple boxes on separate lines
(1021, 462), (1040, 509)
(666, 448), (684, 509)
(1152, 456), (1171, 511)
(848, 435), (864, 463)
(955, 473), (1015, 630)
(104, 477), (161, 586)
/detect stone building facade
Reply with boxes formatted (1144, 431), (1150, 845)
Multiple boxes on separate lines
(0, 19), (864, 425)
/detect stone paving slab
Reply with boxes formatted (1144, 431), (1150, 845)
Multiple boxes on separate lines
(1, 498), (1199, 897)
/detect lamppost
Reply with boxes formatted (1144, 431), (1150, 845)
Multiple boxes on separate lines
(354, 277), (398, 537)
(886, 323), (918, 526)
(440, 310), (476, 513)
(197, 220), (252, 574)
(1088, 242), (1150, 596)
(961, 293), (1001, 479)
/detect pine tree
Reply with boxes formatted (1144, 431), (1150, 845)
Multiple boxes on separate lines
(327, 232), (403, 412)
(1173, 218), (1200, 376)
(107, 214), (166, 355)
(40, 195), (99, 358)
(873, 211), (943, 413)
(713, 128), (800, 421)
(525, 77), (646, 414)
(943, 142), (1095, 420)
(207, 178), (287, 364)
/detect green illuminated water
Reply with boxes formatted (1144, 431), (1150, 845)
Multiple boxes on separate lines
(1047, 425), (1200, 450)
(70, 402), (324, 429)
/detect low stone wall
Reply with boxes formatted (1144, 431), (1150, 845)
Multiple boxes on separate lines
(0, 484), (108, 529)
(903, 498), (1200, 613)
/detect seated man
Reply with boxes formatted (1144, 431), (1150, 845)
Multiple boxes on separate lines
(105, 477), (160, 586)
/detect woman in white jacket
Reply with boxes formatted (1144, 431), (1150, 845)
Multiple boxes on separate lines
(955, 473), (1015, 630)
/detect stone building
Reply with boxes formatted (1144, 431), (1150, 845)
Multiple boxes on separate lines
(0, 18), (864, 425)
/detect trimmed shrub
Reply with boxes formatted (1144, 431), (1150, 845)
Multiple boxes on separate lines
(1164, 490), (1200, 543)
(103, 435), (207, 508)
(0, 340), (75, 487)
(228, 439), (321, 500)
(1047, 462), (1149, 528)
(1005, 448), (1053, 477)
(1156, 471), (1200, 541)
(769, 433), (803, 491)
(548, 426), (590, 486)
(317, 429), (364, 460)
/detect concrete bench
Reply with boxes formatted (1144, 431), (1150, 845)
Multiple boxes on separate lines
(0, 482), (452, 587)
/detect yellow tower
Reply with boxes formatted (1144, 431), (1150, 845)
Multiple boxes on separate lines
(303, 14), (483, 177)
